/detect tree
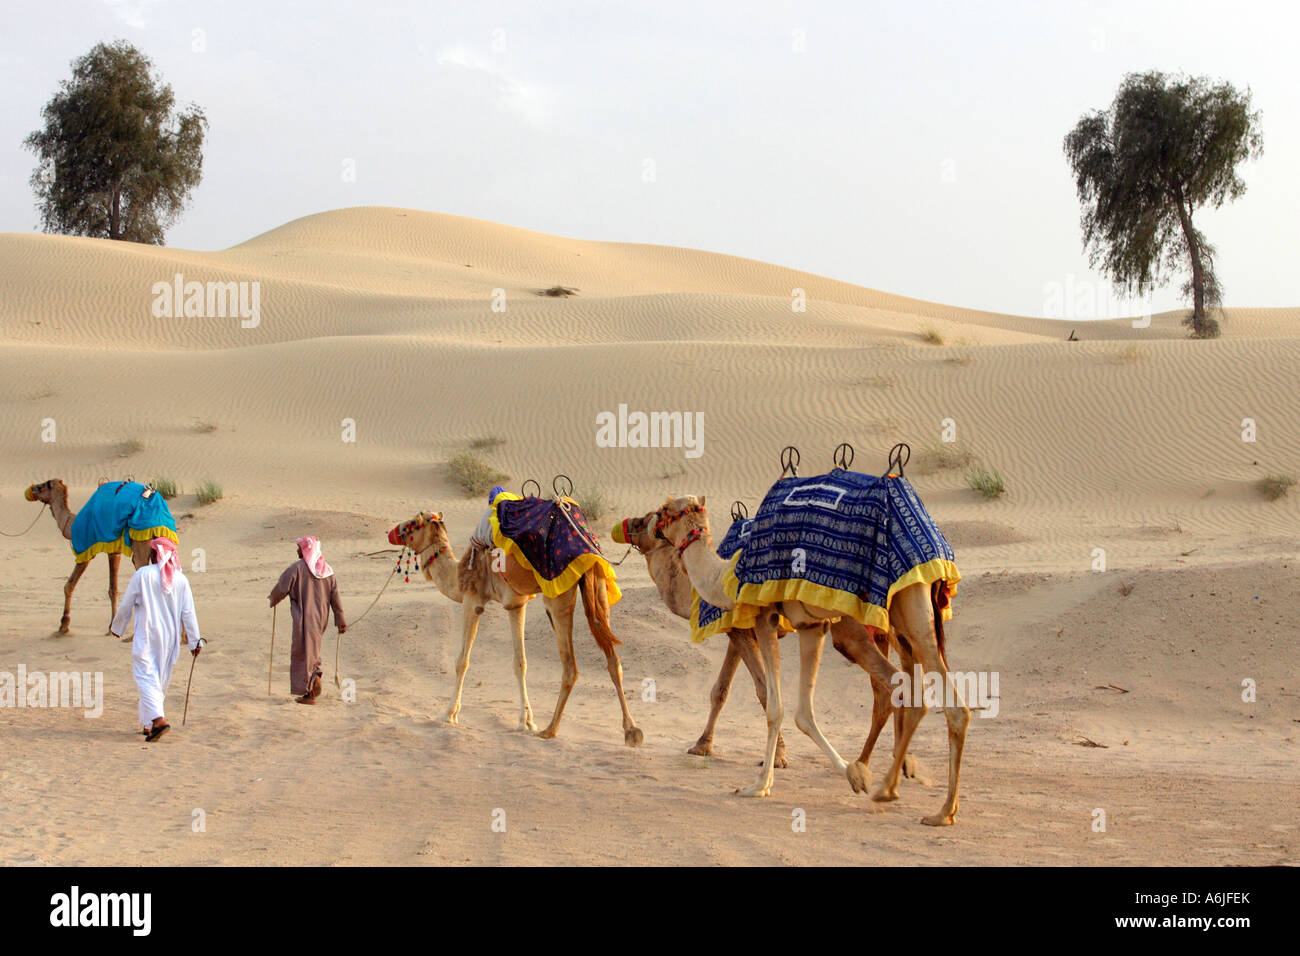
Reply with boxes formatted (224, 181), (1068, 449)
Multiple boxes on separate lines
(24, 40), (207, 245)
(1063, 72), (1262, 337)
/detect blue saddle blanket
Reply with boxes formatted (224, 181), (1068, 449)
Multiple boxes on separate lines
(691, 470), (957, 641)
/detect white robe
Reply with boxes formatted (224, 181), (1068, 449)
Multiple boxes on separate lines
(110, 564), (203, 726)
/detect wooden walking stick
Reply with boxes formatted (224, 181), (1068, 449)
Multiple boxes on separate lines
(182, 652), (197, 725)
(267, 605), (277, 696)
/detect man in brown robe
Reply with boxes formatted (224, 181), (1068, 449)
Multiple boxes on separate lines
(269, 536), (347, 704)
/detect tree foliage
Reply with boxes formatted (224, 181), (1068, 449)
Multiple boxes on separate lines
(24, 40), (207, 245)
(1063, 72), (1262, 337)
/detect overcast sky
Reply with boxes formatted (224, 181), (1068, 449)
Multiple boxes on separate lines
(1, 0), (1294, 318)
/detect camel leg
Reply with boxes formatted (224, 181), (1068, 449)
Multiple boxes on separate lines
(874, 637), (927, 803)
(598, 641), (642, 748)
(736, 616), (782, 797)
(60, 561), (89, 635)
(829, 622), (901, 792)
(107, 551), (121, 635)
(792, 625), (849, 778)
(877, 587), (969, 825)
(506, 605), (536, 731)
(687, 634), (742, 756)
(443, 600), (483, 725)
(537, 592), (578, 739)
(734, 629), (789, 768)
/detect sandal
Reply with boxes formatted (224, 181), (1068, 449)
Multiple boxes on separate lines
(145, 722), (170, 742)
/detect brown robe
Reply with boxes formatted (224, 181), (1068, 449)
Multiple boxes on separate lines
(269, 559), (346, 695)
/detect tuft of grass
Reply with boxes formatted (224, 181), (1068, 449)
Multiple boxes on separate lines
(195, 421), (218, 434)
(1116, 343), (1146, 364)
(469, 435), (506, 451)
(920, 327), (945, 346)
(574, 487), (612, 525)
(1257, 474), (1296, 501)
(966, 466), (1006, 499)
(448, 453), (508, 497)
(118, 438), (145, 457)
(915, 442), (976, 475)
(857, 374), (897, 389)
(538, 285), (578, 297)
(195, 479), (223, 506)
(150, 476), (180, 499)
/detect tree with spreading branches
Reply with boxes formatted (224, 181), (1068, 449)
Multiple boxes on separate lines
(24, 40), (207, 245)
(1064, 71), (1262, 337)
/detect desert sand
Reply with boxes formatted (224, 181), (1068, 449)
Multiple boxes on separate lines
(0, 207), (1296, 865)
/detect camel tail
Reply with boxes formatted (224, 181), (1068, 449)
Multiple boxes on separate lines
(579, 567), (621, 652)
(931, 580), (950, 671)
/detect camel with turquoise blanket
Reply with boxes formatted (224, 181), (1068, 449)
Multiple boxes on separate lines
(25, 479), (179, 636)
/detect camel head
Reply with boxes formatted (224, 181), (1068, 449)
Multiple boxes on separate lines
(25, 478), (67, 504)
(388, 510), (448, 555)
(610, 510), (669, 555)
(648, 494), (711, 551)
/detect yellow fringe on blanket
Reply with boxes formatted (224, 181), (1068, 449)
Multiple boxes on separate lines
(74, 526), (180, 564)
(689, 555), (959, 642)
(489, 493), (622, 606)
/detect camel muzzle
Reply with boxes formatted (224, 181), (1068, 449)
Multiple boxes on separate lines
(611, 520), (630, 545)
(387, 526), (402, 546)
(24, 486), (36, 502)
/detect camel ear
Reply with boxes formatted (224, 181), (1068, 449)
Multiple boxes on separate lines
(433, 512), (443, 523)
(698, 495), (706, 508)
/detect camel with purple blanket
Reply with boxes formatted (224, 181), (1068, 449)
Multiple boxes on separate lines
(25, 479), (179, 635)
(387, 490), (642, 746)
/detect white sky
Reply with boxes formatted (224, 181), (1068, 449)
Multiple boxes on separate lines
(1, 0), (1294, 318)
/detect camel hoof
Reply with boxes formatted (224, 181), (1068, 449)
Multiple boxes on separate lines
(847, 760), (872, 794)
(624, 727), (644, 748)
(734, 785), (771, 798)
(441, 711), (459, 726)
(687, 740), (714, 757)
(517, 719), (537, 732)
(921, 812), (956, 827)
(872, 786), (900, 803)
(759, 752), (790, 769)
(536, 727), (558, 740)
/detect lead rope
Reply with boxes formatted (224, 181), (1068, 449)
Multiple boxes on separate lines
(334, 562), (401, 688)
(0, 503), (47, 537)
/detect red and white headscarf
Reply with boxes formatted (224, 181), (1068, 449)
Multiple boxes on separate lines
(297, 536), (334, 579)
(150, 537), (180, 593)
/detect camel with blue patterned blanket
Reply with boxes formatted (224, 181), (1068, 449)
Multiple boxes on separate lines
(25, 479), (179, 636)
(613, 508), (925, 782)
(652, 485), (968, 826)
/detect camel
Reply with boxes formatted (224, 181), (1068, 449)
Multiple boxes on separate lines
(650, 494), (968, 826)
(388, 510), (643, 746)
(615, 509), (921, 781)
(25, 479), (158, 635)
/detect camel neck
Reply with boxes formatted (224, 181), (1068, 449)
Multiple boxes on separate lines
(677, 529), (734, 610)
(422, 542), (463, 602)
(48, 490), (74, 540)
(644, 547), (693, 620)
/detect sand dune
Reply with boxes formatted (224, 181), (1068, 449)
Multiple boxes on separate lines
(1, 207), (1296, 865)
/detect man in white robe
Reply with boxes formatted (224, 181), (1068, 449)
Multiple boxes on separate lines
(110, 537), (203, 741)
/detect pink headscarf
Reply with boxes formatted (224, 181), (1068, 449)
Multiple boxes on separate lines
(297, 536), (334, 579)
(150, 537), (180, 592)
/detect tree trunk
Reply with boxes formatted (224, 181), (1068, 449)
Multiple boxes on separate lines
(1173, 196), (1207, 335)
(109, 187), (121, 240)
